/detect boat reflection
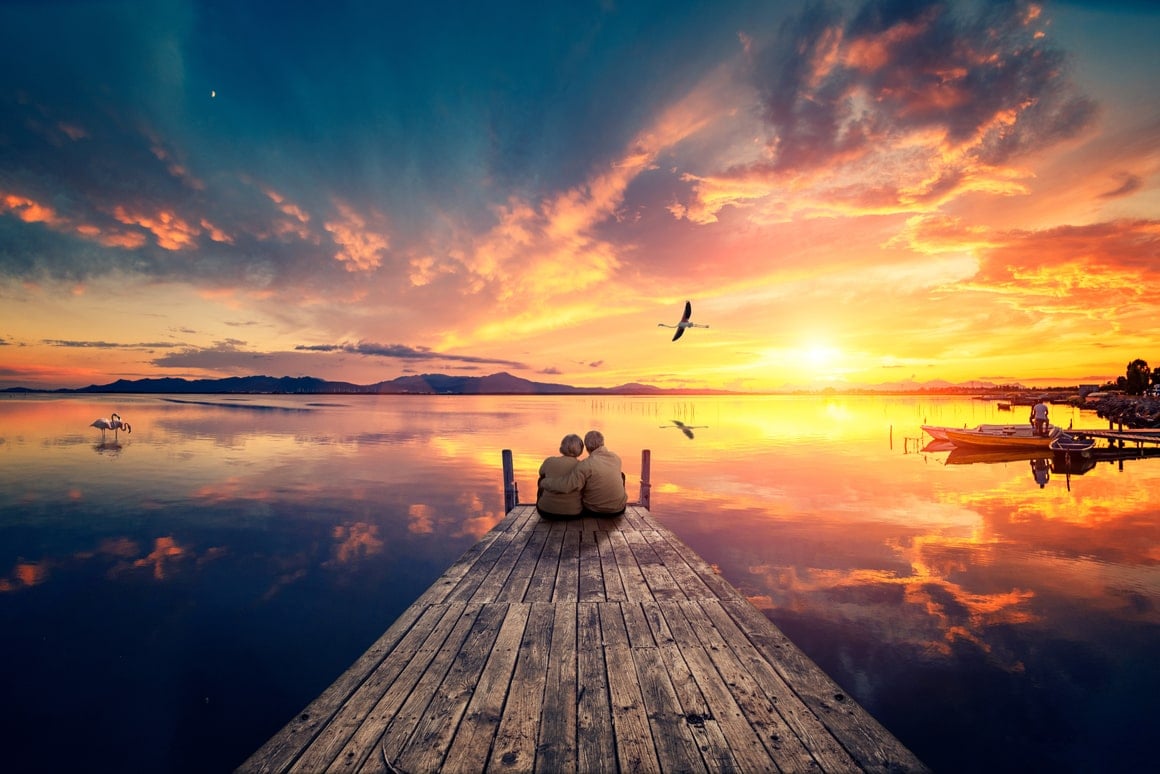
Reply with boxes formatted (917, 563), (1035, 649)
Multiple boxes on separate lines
(944, 446), (1051, 466)
(1050, 448), (1097, 476)
(936, 438), (1160, 489)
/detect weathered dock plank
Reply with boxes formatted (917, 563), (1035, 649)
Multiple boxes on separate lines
(239, 503), (928, 773)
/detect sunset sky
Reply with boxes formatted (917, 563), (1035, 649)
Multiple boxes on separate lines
(2, 0), (1157, 391)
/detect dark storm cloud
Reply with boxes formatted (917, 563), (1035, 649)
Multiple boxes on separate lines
(295, 341), (527, 368)
(751, 0), (1098, 173)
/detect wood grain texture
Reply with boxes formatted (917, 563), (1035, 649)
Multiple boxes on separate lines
(238, 505), (929, 773)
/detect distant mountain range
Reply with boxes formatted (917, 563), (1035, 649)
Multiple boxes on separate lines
(4, 372), (726, 395)
(3, 371), (1050, 395)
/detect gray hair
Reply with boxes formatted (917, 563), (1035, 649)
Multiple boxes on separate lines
(559, 433), (585, 457)
(583, 429), (604, 452)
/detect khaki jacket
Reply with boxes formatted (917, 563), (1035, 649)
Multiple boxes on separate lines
(537, 456), (582, 516)
(542, 446), (627, 514)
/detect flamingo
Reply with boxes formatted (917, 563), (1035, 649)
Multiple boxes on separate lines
(659, 419), (708, 439)
(658, 300), (709, 341)
(91, 412), (131, 438)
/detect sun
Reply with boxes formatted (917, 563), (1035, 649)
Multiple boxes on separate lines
(805, 343), (840, 369)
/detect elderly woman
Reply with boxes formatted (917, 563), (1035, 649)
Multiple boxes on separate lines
(536, 433), (585, 519)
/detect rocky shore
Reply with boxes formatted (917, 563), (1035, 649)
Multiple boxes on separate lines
(1093, 395), (1160, 429)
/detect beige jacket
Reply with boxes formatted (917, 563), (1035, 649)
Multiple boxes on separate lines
(541, 446), (627, 514)
(537, 455), (582, 516)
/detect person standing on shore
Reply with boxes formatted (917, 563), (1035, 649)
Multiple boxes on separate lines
(1030, 399), (1050, 436)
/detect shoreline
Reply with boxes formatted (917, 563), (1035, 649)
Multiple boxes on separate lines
(1093, 395), (1160, 429)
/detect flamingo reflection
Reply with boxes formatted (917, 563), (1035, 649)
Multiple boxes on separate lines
(659, 419), (708, 439)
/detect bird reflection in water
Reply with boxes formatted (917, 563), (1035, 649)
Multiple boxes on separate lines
(93, 439), (125, 455)
(660, 419), (708, 439)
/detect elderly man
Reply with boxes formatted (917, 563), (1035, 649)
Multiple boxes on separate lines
(539, 429), (627, 517)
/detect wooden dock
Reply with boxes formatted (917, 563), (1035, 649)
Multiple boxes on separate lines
(1068, 427), (1160, 447)
(239, 455), (928, 773)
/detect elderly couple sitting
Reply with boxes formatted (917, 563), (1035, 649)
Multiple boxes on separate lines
(536, 429), (627, 519)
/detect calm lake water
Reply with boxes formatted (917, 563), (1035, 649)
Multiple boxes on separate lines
(1, 393), (1157, 773)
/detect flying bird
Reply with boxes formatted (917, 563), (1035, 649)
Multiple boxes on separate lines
(91, 412), (131, 438)
(658, 300), (709, 341)
(659, 419), (708, 439)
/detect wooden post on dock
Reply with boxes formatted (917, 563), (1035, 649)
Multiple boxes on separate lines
(638, 449), (651, 509)
(502, 449), (518, 513)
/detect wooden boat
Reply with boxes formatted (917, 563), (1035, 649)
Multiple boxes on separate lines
(922, 423), (1030, 442)
(943, 424), (1062, 449)
(921, 424), (952, 441)
(1049, 435), (1096, 482)
(1050, 436), (1095, 453)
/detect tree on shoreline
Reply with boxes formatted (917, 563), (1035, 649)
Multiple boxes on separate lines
(1116, 358), (1153, 395)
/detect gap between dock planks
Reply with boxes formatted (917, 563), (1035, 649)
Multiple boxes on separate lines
(239, 503), (928, 773)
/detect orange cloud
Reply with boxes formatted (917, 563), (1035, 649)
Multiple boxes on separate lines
(262, 186), (314, 241)
(0, 561), (51, 591)
(674, 2), (1092, 230)
(455, 512), (504, 541)
(200, 218), (234, 244)
(901, 217), (1160, 318)
(329, 521), (385, 564)
(408, 504), (434, 535)
(439, 82), (726, 346)
(843, 16), (930, 71)
(1, 190), (156, 250)
(132, 536), (188, 580)
(192, 477), (279, 504)
(324, 201), (389, 272)
(2, 193), (65, 226)
(407, 254), (455, 287)
(112, 206), (199, 250)
(75, 222), (150, 249)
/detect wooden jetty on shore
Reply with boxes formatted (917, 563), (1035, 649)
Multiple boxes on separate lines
(1066, 427), (1160, 447)
(239, 451), (927, 773)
